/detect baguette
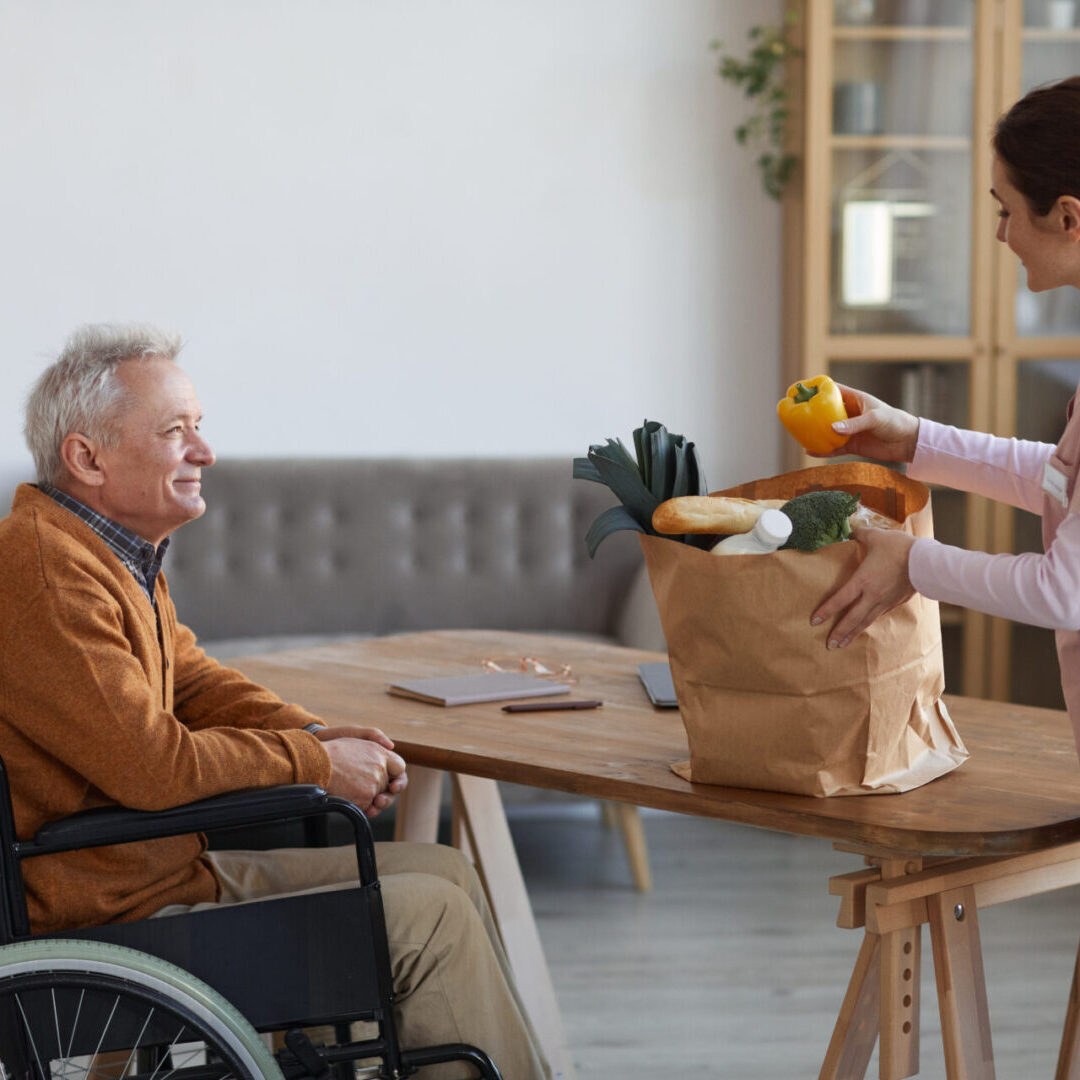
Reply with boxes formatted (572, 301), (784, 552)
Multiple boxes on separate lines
(652, 495), (787, 536)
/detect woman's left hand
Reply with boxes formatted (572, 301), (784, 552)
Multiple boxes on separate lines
(811, 528), (918, 647)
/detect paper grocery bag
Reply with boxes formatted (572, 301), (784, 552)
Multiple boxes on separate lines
(640, 462), (968, 797)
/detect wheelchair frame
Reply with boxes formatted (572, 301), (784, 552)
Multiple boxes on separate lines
(0, 760), (503, 1080)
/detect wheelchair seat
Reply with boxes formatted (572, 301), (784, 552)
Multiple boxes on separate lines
(0, 762), (503, 1080)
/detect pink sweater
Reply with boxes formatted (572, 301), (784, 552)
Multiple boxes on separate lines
(907, 419), (1080, 629)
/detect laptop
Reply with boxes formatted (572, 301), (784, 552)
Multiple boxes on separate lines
(637, 662), (679, 708)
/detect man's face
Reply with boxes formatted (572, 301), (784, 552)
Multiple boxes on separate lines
(93, 357), (215, 545)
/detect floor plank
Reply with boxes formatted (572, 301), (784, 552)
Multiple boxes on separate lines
(507, 805), (1080, 1079)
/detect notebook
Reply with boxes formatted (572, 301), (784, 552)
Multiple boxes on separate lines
(638, 662), (679, 708)
(387, 672), (572, 707)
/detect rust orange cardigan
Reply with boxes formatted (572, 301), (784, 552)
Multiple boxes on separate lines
(0, 485), (332, 932)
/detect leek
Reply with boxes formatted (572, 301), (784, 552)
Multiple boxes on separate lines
(573, 420), (710, 557)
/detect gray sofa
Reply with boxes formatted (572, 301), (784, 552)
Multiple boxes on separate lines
(165, 457), (665, 659)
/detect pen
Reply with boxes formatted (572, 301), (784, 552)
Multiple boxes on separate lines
(502, 699), (603, 713)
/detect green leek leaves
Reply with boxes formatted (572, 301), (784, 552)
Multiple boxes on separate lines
(573, 420), (709, 557)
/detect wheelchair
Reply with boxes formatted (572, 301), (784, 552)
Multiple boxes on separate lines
(0, 760), (504, 1080)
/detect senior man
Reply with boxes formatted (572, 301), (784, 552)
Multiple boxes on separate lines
(0, 323), (550, 1080)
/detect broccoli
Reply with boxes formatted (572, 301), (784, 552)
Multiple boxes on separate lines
(779, 490), (860, 552)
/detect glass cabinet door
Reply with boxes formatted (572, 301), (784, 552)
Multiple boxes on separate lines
(830, 359), (971, 429)
(829, 1), (976, 336)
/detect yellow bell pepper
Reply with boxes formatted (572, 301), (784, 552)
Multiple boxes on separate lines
(776, 375), (850, 456)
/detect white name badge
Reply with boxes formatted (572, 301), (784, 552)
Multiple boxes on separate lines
(1044, 460), (1070, 508)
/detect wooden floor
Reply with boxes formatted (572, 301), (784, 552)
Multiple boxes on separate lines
(502, 798), (1080, 1080)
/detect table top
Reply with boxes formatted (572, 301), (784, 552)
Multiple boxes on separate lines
(230, 629), (1080, 857)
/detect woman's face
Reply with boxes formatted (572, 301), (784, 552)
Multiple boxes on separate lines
(991, 155), (1078, 292)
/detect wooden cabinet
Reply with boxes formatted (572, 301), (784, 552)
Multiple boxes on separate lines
(783, 0), (1080, 704)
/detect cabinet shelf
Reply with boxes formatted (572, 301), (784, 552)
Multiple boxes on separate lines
(1013, 337), (1080, 357)
(824, 337), (974, 359)
(1022, 28), (1080, 41)
(833, 26), (972, 41)
(830, 135), (971, 151)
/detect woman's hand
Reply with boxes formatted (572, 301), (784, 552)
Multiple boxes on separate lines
(811, 528), (918, 647)
(824, 384), (920, 463)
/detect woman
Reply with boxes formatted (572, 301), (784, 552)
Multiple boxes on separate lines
(814, 76), (1080, 741)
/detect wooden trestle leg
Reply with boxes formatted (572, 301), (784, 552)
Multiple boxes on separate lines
(880, 921), (921, 1079)
(822, 856), (923, 1080)
(927, 885), (994, 1079)
(823, 848), (1013, 1080)
(1055, 936), (1080, 1079)
(819, 932), (881, 1080)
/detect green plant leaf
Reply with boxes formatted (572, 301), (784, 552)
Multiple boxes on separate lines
(587, 440), (658, 530)
(671, 438), (705, 500)
(671, 448), (690, 502)
(632, 424), (649, 490)
(712, 8), (802, 200)
(646, 425), (677, 501)
(591, 436), (639, 477)
(584, 505), (645, 559)
(671, 438), (710, 550)
(572, 457), (604, 483)
(635, 420), (654, 487)
(689, 442), (706, 494)
(575, 420), (710, 555)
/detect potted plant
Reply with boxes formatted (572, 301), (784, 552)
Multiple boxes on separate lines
(710, 9), (801, 201)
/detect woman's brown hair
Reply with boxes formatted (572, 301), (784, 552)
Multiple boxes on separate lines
(993, 75), (1080, 216)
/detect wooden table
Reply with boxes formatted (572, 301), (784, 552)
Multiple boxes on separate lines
(233, 629), (1080, 1080)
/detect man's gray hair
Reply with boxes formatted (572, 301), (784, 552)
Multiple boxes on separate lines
(24, 323), (184, 486)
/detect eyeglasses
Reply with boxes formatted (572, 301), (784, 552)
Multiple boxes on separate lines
(481, 655), (577, 684)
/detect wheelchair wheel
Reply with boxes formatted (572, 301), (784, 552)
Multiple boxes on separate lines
(0, 939), (283, 1080)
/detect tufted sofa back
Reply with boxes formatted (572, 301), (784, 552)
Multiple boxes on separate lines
(164, 457), (646, 646)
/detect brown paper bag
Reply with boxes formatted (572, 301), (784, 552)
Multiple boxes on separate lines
(640, 462), (968, 797)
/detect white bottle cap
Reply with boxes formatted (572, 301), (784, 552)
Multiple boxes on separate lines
(755, 508), (793, 547)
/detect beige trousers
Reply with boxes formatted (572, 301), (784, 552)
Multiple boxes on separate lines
(163, 843), (551, 1080)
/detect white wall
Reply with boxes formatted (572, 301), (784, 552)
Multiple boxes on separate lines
(0, 0), (783, 505)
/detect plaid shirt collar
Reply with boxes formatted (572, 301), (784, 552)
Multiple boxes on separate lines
(38, 483), (169, 604)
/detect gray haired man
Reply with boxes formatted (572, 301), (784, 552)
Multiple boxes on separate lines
(3, 323), (551, 1080)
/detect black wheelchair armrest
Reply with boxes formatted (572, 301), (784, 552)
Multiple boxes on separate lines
(20, 786), (376, 885)
(27, 785), (328, 853)
(24, 781), (345, 855)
